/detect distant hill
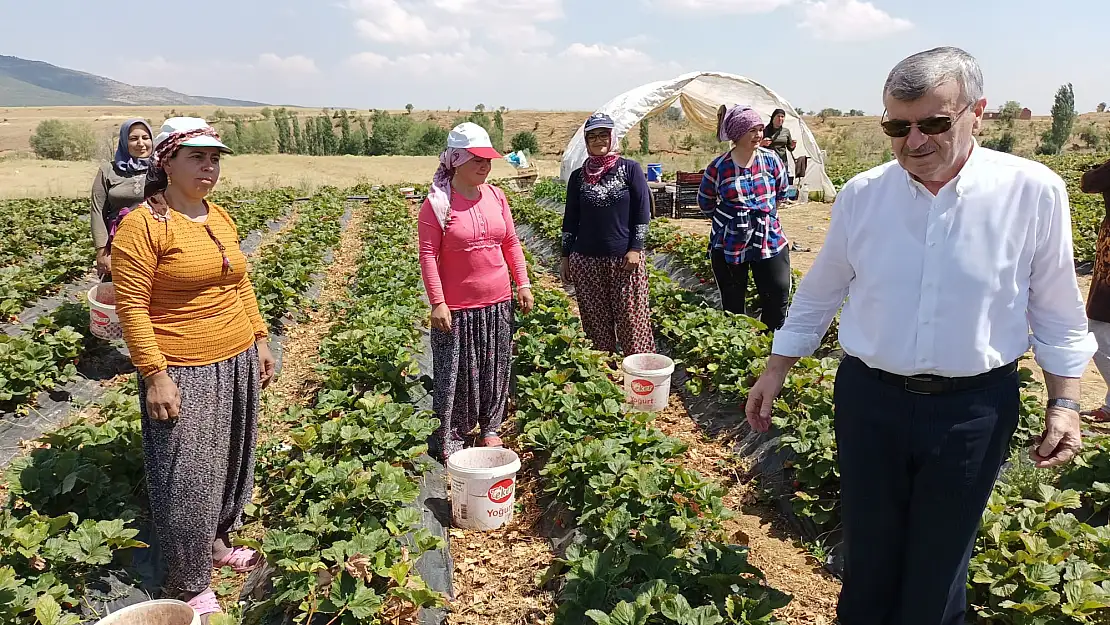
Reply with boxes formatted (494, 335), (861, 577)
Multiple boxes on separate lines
(0, 55), (266, 107)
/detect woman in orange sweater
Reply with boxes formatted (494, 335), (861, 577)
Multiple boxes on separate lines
(111, 117), (275, 621)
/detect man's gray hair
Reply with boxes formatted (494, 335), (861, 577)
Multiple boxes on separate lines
(884, 47), (984, 105)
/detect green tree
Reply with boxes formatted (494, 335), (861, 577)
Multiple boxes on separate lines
(818, 108), (843, 120)
(316, 114), (338, 155)
(274, 108), (293, 154)
(369, 111), (412, 155)
(291, 115), (303, 154)
(475, 104), (486, 113)
(405, 103), (414, 115)
(510, 131), (540, 154)
(260, 107), (273, 119)
(491, 109), (505, 152)
(407, 122), (449, 155)
(1037, 83), (1076, 155)
(239, 121), (278, 154)
(848, 109), (865, 116)
(639, 119), (650, 155)
(356, 118), (370, 155)
(217, 121), (243, 153)
(999, 101), (1023, 128)
(339, 110), (359, 155)
(29, 120), (98, 161)
(1098, 102), (1107, 113)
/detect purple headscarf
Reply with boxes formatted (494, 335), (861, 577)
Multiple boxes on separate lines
(428, 147), (475, 231)
(717, 106), (764, 142)
(113, 118), (153, 175)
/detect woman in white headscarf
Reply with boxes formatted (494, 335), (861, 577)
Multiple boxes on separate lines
(418, 122), (533, 461)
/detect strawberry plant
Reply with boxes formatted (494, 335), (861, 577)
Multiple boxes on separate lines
(512, 279), (789, 623)
(1, 389), (149, 625)
(248, 187), (446, 623)
(968, 480), (1110, 623)
(250, 188), (346, 325)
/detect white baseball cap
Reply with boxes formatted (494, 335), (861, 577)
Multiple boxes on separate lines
(154, 117), (232, 153)
(447, 122), (501, 159)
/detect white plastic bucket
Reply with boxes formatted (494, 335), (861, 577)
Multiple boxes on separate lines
(88, 283), (123, 340)
(94, 600), (198, 625)
(622, 353), (676, 412)
(446, 447), (521, 530)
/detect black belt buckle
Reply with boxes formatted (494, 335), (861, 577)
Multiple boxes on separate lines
(905, 375), (945, 395)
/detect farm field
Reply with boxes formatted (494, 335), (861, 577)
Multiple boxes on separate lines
(1, 140), (1109, 623)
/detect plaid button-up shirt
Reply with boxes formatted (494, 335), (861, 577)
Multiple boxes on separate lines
(698, 148), (789, 264)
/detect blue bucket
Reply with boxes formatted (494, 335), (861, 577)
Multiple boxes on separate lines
(646, 163), (663, 182)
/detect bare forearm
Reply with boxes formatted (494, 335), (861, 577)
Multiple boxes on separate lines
(766, 354), (801, 377)
(1043, 372), (1081, 401)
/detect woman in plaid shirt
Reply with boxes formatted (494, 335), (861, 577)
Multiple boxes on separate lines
(698, 105), (792, 329)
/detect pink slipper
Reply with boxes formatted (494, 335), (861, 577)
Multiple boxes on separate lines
(186, 588), (222, 619)
(213, 546), (262, 573)
(481, 436), (503, 447)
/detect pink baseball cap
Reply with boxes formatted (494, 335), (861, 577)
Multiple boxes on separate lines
(447, 122), (501, 159)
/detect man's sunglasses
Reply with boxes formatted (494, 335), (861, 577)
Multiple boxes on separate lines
(880, 103), (973, 138)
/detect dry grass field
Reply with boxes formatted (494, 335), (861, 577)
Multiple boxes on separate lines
(0, 154), (563, 199)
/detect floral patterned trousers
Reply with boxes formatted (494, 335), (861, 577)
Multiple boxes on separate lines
(569, 253), (656, 355)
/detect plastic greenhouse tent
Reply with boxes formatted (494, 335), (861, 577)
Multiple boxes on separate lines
(560, 71), (838, 199)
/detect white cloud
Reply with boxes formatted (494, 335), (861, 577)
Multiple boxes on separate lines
(349, 0), (468, 47)
(257, 53), (319, 74)
(561, 43), (653, 65)
(653, 0), (794, 14)
(798, 0), (912, 42)
(343, 42), (683, 109)
(347, 0), (561, 50)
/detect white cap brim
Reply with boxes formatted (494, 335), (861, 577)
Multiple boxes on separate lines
(180, 136), (233, 153)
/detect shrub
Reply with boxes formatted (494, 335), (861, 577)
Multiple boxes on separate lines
(510, 131), (540, 154)
(29, 120), (99, 161)
(1079, 122), (1103, 150)
(369, 112), (413, 156)
(999, 101), (1023, 127)
(406, 122), (448, 156)
(983, 131), (1016, 153)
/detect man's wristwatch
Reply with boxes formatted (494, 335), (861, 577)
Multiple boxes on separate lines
(1047, 398), (1081, 412)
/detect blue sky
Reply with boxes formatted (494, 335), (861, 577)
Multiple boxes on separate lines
(2, 0), (1106, 114)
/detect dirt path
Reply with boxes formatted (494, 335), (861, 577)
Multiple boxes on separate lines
(670, 213), (1110, 412)
(533, 262), (840, 623)
(218, 203), (367, 610)
(647, 392), (841, 624)
(446, 438), (557, 625)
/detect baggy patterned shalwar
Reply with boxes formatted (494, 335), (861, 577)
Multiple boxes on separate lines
(430, 299), (514, 458)
(569, 253), (656, 355)
(138, 345), (260, 594)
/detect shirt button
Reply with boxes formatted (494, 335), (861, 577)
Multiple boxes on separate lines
(928, 241), (936, 247)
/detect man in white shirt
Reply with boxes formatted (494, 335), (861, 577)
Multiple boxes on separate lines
(745, 47), (1096, 625)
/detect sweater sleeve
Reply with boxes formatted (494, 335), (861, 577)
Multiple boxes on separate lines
(625, 160), (651, 251)
(90, 166), (110, 249)
(417, 198), (446, 306)
(111, 211), (167, 378)
(561, 170), (581, 257)
(493, 186), (531, 289)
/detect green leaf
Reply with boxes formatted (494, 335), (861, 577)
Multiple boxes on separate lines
(35, 593), (62, 625)
(1025, 563), (1061, 588)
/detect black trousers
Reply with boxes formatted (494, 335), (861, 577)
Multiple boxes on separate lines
(833, 356), (1019, 625)
(710, 247), (791, 329)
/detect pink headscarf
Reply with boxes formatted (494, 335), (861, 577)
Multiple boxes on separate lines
(717, 106), (764, 142)
(428, 147), (475, 231)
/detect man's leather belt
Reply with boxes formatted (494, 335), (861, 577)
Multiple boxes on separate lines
(846, 356), (1018, 395)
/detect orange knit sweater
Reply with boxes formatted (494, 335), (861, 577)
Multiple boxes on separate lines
(111, 201), (268, 378)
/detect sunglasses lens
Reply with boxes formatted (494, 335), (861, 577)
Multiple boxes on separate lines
(917, 117), (953, 135)
(881, 121), (911, 138)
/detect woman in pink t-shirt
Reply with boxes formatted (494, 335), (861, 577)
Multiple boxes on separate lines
(418, 123), (533, 460)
